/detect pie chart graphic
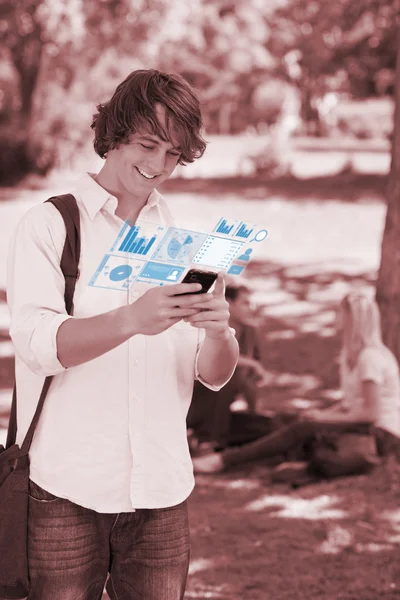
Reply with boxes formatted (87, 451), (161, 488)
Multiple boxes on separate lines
(109, 264), (133, 281)
(168, 234), (193, 260)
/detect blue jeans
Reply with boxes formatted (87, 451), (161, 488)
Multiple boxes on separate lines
(27, 480), (190, 600)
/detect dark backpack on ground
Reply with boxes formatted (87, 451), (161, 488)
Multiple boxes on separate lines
(0, 194), (80, 599)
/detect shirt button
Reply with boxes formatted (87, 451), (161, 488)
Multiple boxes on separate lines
(134, 359), (139, 366)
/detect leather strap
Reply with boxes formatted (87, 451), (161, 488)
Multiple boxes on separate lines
(6, 194), (81, 455)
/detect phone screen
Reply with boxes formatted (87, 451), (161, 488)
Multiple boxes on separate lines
(175, 269), (218, 295)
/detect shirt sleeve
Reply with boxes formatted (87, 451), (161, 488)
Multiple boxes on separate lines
(194, 326), (237, 391)
(7, 203), (72, 377)
(357, 347), (384, 385)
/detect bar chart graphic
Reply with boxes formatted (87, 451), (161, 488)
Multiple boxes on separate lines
(110, 221), (166, 258)
(213, 218), (238, 235)
(212, 218), (255, 240)
(233, 222), (254, 239)
(118, 226), (156, 256)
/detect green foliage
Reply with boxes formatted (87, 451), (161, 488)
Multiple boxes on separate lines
(269, 0), (396, 92)
(0, 0), (172, 182)
(267, 0), (397, 132)
(155, 1), (276, 133)
(0, 126), (55, 185)
(0, 0), (397, 182)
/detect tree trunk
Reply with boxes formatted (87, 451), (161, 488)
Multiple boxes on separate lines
(12, 40), (44, 129)
(376, 18), (400, 363)
(4, 0), (44, 130)
(219, 102), (233, 134)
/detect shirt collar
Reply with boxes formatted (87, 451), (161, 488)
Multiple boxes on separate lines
(78, 173), (162, 221)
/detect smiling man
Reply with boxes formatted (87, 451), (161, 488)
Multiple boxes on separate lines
(7, 69), (239, 600)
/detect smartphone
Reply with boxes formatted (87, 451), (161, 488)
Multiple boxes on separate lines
(175, 268), (218, 295)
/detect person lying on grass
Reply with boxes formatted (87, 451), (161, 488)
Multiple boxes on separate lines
(193, 292), (400, 484)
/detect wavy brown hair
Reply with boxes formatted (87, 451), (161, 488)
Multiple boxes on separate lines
(91, 69), (207, 165)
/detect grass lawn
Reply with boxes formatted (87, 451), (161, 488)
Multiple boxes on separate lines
(186, 462), (400, 600)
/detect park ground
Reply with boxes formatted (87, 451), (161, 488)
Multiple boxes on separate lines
(0, 135), (399, 599)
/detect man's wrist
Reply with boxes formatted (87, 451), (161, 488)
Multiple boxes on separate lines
(117, 304), (139, 339)
(205, 327), (232, 341)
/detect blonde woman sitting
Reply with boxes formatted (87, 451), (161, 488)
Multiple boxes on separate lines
(193, 292), (400, 483)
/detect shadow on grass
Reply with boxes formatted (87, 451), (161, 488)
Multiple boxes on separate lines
(240, 259), (376, 414)
(187, 462), (400, 600)
(160, 172), (388, 203)
(0, 172), (388, 204)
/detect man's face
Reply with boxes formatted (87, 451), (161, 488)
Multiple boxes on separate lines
(228, 291), (252, 323)
(107, 104), (181, 195)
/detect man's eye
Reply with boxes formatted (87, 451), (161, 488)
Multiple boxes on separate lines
(168, 151), (181, 157)
(140, 144), (155, 150)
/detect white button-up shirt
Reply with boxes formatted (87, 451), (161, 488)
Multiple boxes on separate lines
(7, 173), (233, 513)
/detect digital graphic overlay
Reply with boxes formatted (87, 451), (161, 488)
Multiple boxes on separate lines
(89, 217), (269, 291)
(110, 220), (166, 258)
(211, 218), (269, 277)
(137, 262), (186, 284)
(213, 218), (257, 240)
(249, 229), (268, 243)
(192, 236), (244, 270)
(227, 265), (245, 275)
(151, 228), (208, 266)
(89, 254), (144, 290)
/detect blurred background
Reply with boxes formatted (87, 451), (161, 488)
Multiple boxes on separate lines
(1, 1), (400, 598)
(0, 0), (395, 181)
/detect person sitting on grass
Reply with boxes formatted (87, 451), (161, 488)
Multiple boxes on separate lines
(193, 291), (400, 484)
(187, 284), (274, 452)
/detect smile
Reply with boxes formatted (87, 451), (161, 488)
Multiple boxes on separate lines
(135, 167), (158, 180)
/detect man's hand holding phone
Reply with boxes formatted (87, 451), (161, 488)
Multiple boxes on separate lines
(128, 281), (214, 336)
(182, 272), (232, 341)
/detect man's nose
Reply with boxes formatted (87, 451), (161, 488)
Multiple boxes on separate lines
(148, 150), (166, 174)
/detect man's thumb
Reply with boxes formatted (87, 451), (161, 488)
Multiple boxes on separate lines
(214, 272), (225, 296)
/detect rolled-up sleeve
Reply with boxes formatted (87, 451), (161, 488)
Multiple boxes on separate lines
(194, 327), (237, 391)
(7, 204), (72, 377)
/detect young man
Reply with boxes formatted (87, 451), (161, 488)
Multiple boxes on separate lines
(7, 69), (239, 600)
(187, 284), (273, 451)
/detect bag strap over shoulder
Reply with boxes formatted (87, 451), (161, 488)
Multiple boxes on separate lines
(6, 194), (81, 455)
(46, 194), (81, 314)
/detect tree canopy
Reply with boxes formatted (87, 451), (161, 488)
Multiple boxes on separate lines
(0, 0), (396, 180)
